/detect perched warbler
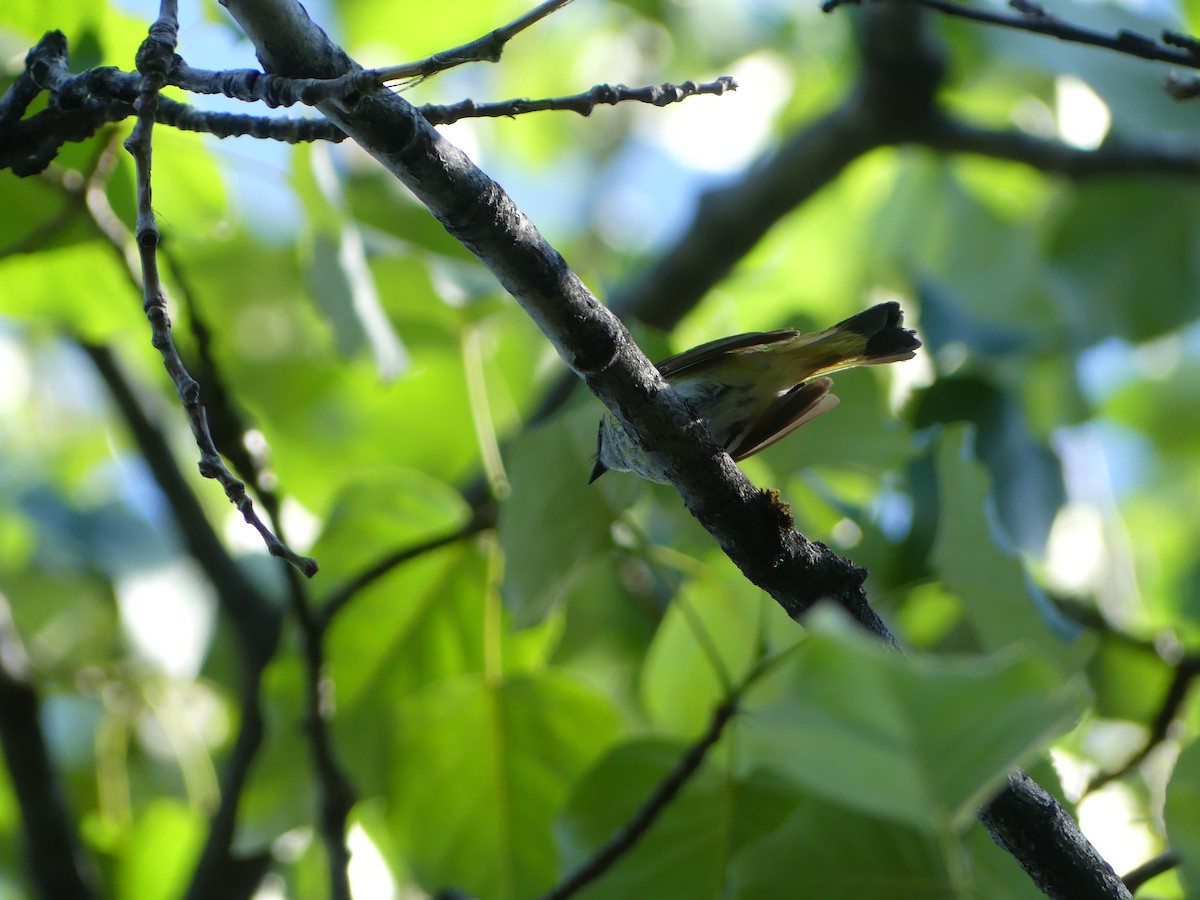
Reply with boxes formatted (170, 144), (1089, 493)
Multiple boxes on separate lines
(589, 301), (921, 483)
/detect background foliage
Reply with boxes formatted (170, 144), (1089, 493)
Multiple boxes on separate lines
(2, 0), (1199, 897)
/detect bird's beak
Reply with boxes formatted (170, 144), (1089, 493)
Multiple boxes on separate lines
(588, 459), (608, 484)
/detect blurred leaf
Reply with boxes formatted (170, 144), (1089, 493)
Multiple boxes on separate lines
(557, 740), (802, 899)
(115, 800), (204, 900)
(1106, 361), (1200, 460)
(930, 424), (1078, 651)
(1047, 180), (1200, 345)
(388, 671), (623, 900)
(728, 797), (957, 899)
(1165, 737), (1200, 893)
(740, 618), (1087, 832)
(1086, 633), (1174, 723)
(327, 545), (488, 714)
(309, 467), (469, 590)
(235, 652), (312, 851)
(0, 243), (144, 340)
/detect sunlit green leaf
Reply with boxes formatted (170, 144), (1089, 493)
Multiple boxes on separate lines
(740, 617), (1087, 832)
(930, 425), (1080, 654)
(387, 671), (623, 900)
(115, 800), (205, 900)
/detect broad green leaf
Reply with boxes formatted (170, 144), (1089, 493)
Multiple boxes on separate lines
(1165, 738), (1200, 894)
(729, 798), (959, 899)
(148, 127), (228, 237)
(1086, 632), (1174, 723)
(328, 539), (565, 797)
(740, 620), (1087, 832)
(557, 740), (802, 899)
(115, 800), (205, 900)
(1047, 180), (1200, 345)
(326, 545), (489, 714)
(640, 564), (783, 736)
(388, 671), (623, 900)
(0, 243), (144, 340)
(308, 467), (469, 591)
(499, 411), (625, 625)
(931, 425), (1079, 654)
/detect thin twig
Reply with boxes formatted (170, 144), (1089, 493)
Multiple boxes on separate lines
(539, 650), (793, 900)
(823, 0), (1200, 71)
(169, 0), (577, 108)
(372, 0), (577, 82)
(421, 77), (737, 125)
(1121, 850), (1180, 893)
(122, 4), (318, 578)
(284, 566), (356, 900)
(318, 507), (496, 626)
(1085, 655), (1200, 795)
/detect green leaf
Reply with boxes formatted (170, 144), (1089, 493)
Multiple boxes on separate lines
(387, 671), (623, 900)
(235, 652), (312, 851)
(740, 619), (1087, 832)
(499, 411), (624, 625)
(640, 564), (785, 736)
(1047, 180), (1200, 345)
(0, 242), (144, 340)
(557, 740), (802, 899)
(309, 468), (470, 590)
(1086, 632), (1175, 723)
(728, 798), (959, 899)
(115, 800), (205, 900)
(930, 425), (1080, 654)
(1165, 737), (1200, 894)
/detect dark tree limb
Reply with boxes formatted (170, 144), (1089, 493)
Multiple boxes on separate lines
(980, 771), (1132, 899)
(184, 667), (273, 900)
(0, 604), (95, 900)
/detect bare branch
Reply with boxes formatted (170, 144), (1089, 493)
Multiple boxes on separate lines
(980, 770), (1132, 899)
(1085, 654), (1200, 795)
(372, 0), (577, 82)
(1121, 850), (1180, 893)
(318, 508), (496, 626)
(157, 97), (346, 142)
(421, 77), (737, 125)
(823, 0), (1200, 73)
(538, 649), (790, 900)
(172, 0), (578, 106)
(541, 697), (739, 900)
(122, 6), (318, 577)
(924, 114), (1200, 176)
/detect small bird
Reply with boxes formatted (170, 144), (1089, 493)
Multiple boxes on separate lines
(589, 301), (921, 483)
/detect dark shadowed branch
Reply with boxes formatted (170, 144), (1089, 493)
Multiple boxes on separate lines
(0, 602), (95, 900)
(1121, 850), (1180, 893)
(823, 0), (1200, 71)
